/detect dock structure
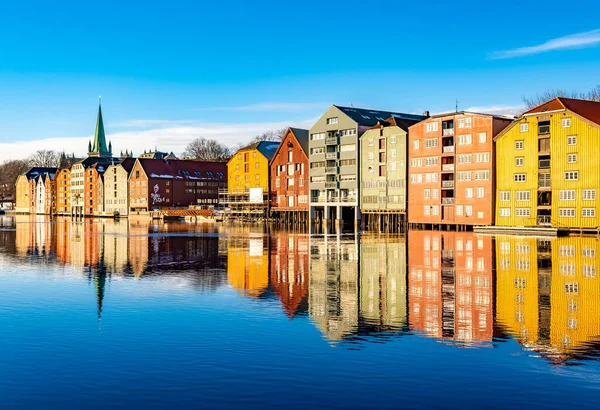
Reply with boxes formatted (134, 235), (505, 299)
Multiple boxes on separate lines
(218, 189), (270, 222)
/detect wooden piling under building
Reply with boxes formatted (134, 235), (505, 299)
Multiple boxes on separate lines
(269, 209), (309, 230)
(361, 211), (408, 233)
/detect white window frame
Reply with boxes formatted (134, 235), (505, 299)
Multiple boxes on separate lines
(515, 140), (524, 150)
(514, 173), (526, 182)
(564, 171), (579, 181)
(515, 157), (524, 167)
(520, 123), (528, 133)
(499, 191), (510, 201)
(583, 189), (596, 200)
(567, 153), (577, 163)
(562, 118), (572, 128)
(567, 135), (577, 145)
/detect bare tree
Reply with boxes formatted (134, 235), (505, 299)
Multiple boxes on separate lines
(249, 128), (286, 144)
(182, 137), (231, 162)
(0, 159), (30, 199)
(522, 85), (600, 109)
(28, 150), (60, 168)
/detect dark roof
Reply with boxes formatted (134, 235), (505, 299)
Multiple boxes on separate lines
(118, 157), (136, 173)
(237, 141), (280, 161)
(524, 97), (600, 126)
(74, 156), (117, 169)
(22, 167), (59, 181)
(89, 162), (111, 175)
(366, 116), (423, 133)
(289, 127), (309, 154)
(334, 105), (427, 126)
(59, 155), (84, 169)
(136, 158), (227, 181)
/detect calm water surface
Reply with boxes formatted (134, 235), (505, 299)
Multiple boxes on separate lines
(1, 215), (600, 409)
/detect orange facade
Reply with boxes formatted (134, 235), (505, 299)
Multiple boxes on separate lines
(84, 166), (104, 216)
(43, 174), (55, 215)
(55, 168), (71, 214)
(408, 230), (494, 344)
(408, 113), (511, 226)
(269, 128), (309, 210)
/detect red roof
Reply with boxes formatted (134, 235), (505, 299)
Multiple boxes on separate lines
(119, 157), (136, 173)
(524, 97), (600, 126)
(137, 158), (226, 181)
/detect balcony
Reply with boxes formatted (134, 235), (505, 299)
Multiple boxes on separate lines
(311, 196), (326, 203)
(325, 152), (338, 160)
(538, 122), (550, 135)
(325, 181), (338, 189)
(442, 164), (455, 172)
(325, 167), (338, 174)
(325, 136), (338, 145)
(442, 146), (455, 153)
(328, 195), (357, 203)
(443, 128), (454, 136)
(538, 215), (552, 226)
(442, 180), (454, 188)
(539, 159), (550, 169)
(442, 197), (454, 205)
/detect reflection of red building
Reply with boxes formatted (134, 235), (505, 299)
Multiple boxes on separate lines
(269, 233), (309, 318)
(408, 230), (493, 344)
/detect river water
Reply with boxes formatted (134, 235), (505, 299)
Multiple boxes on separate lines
(1, 215), (600, 409)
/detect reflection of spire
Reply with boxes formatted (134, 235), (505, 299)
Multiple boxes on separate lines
(95, 270), (106, 321)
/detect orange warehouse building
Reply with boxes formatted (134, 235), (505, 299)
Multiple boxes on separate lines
(408, 112), (512, 227)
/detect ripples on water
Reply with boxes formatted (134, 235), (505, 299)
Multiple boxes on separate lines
(1, 215), (600, 409)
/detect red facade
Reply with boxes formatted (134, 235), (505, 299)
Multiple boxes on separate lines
(129, 158), (227, 212)
(269, 127), (309, 210)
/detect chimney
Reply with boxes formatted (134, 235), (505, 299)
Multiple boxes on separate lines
(423, 110), (430, 117)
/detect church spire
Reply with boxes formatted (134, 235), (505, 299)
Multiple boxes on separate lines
(89, 97), (111, 158)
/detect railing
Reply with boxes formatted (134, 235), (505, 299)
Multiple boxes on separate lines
(442, 164), (455, 171)
(538, 215), (552, 226)
(538, 179), (551, 188)
(442, 180), (454, 188)
(325, 181), (338, 189)
(325, 152), (338, 160)
(538, 125), (550, 135)
(325, 167), (338, 174)
(442, 146), (455, 153)
(441, 197), (454, 204)
(325, 137), (338, 145)
(443, 128), (454, 136)
(311, 197), (326, 203)
(539, 159), (550, 169)
(310, 196), (358, 203)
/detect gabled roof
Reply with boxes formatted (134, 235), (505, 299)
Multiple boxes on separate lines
(118, 157), (136, 173)
(21, 167), (59, 181)
(269, 127), (309, 165)
(234, 140), (280, 162)
(424, 110), (515, 120)
(334, 105), (427, 126)
(59, 155), (84, 169)
(73, 156), (117, 169)
(136, 158), (227, 181)
(89, 161), (111, 175)
(365, 116), (423, 134)
(524, 97), (600, 126)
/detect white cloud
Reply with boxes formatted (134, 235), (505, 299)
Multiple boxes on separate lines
(0, 119), (316, 162)
(490, 29), (600, 59)
(464, 104), (525, 116)
(195, 102), (330, 112)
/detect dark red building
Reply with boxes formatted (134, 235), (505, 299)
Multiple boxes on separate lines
(129, 158), (227, 213)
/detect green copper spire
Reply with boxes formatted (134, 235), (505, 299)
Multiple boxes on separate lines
(89, 97), (112, 158)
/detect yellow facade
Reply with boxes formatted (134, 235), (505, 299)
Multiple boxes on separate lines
(227, 147), (271, 194)
(227, 237), (269, 297)
(15, 175), (31, 213)
(495, 108), (600, 228)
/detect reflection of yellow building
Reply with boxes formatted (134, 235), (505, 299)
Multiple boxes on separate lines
(359, 236), (407, 328)
(227, 236), (269, 297)
(495, 236), (541, 345)
(14, 214), (35, 255)
(309, 236), (359, 341)
(128, 219), (150, 276)
(102, 219), (130, 273)
(550, 237), (600, 353)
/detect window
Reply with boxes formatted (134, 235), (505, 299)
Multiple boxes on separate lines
(558, 208), (576, 217)
(340, 129), (356, 136)
(514, 174), (526, 182)
(432, 189), (439, 198)
(475, 170), (490, 180)
(516, 208), (530, 217)
(582, 248), (596, 258)
(425, 157), (438, 166)
(340, 144), (356, 152)
(582, 208), (596, 218)
(287, 152), (293, 162)
(457, 171), (472, 181)
(499, 208), (510, 216)
(368, 152), (374, 160)
(299, 178), (304, 187)
(425, 122), (439, 132)
(458, 134), (472, 145)
(425, 138), (438, 148)
(583, 189), (596, 200)
(567, 153), (577, 163)
(456, 205), (463, 216)
(368, 139), (374, 147)
(520, 123), (529, 133)
(583, 265), (596, 278)
(424, 189), (430, 199)
(311, 133), (325, 140)
(458, 154), (472, 164)
(423, 206), (430, 216)
(559, 190), (576, 201)
(515, 140), (524, 150)
(567, 135), (577, 145)
(287, 178), (295, 187)
(390, 162), (397, 171)
(515, 157), (524, 166)
(562, 118), (572, 128)
(516, 191), (530, 201)
(275, 179), (280, 188)
(564, 171), (579, 181)
(475, 152), (490, 163)
(465, 188), (473, 198)
(477, 187), (484, 198)
(326, 117), (338, 124)
(390, 136), (396, 144)
(565, 282), (579, 293)
(311, 147), (324, 154)
(391, 149), (397, 158)
(500, 191), (510, 201)
(458, 117), (473, 128)
(478, 132), (487, 143)
(465, 206), (473, 216)
(413, 140), (420, 150)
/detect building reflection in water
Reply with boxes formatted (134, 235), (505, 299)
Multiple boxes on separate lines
(226, 233), (269, 298)
(408, 230), (494, 345)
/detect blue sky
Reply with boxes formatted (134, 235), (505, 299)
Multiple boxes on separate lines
(1, 0), (599, 159)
